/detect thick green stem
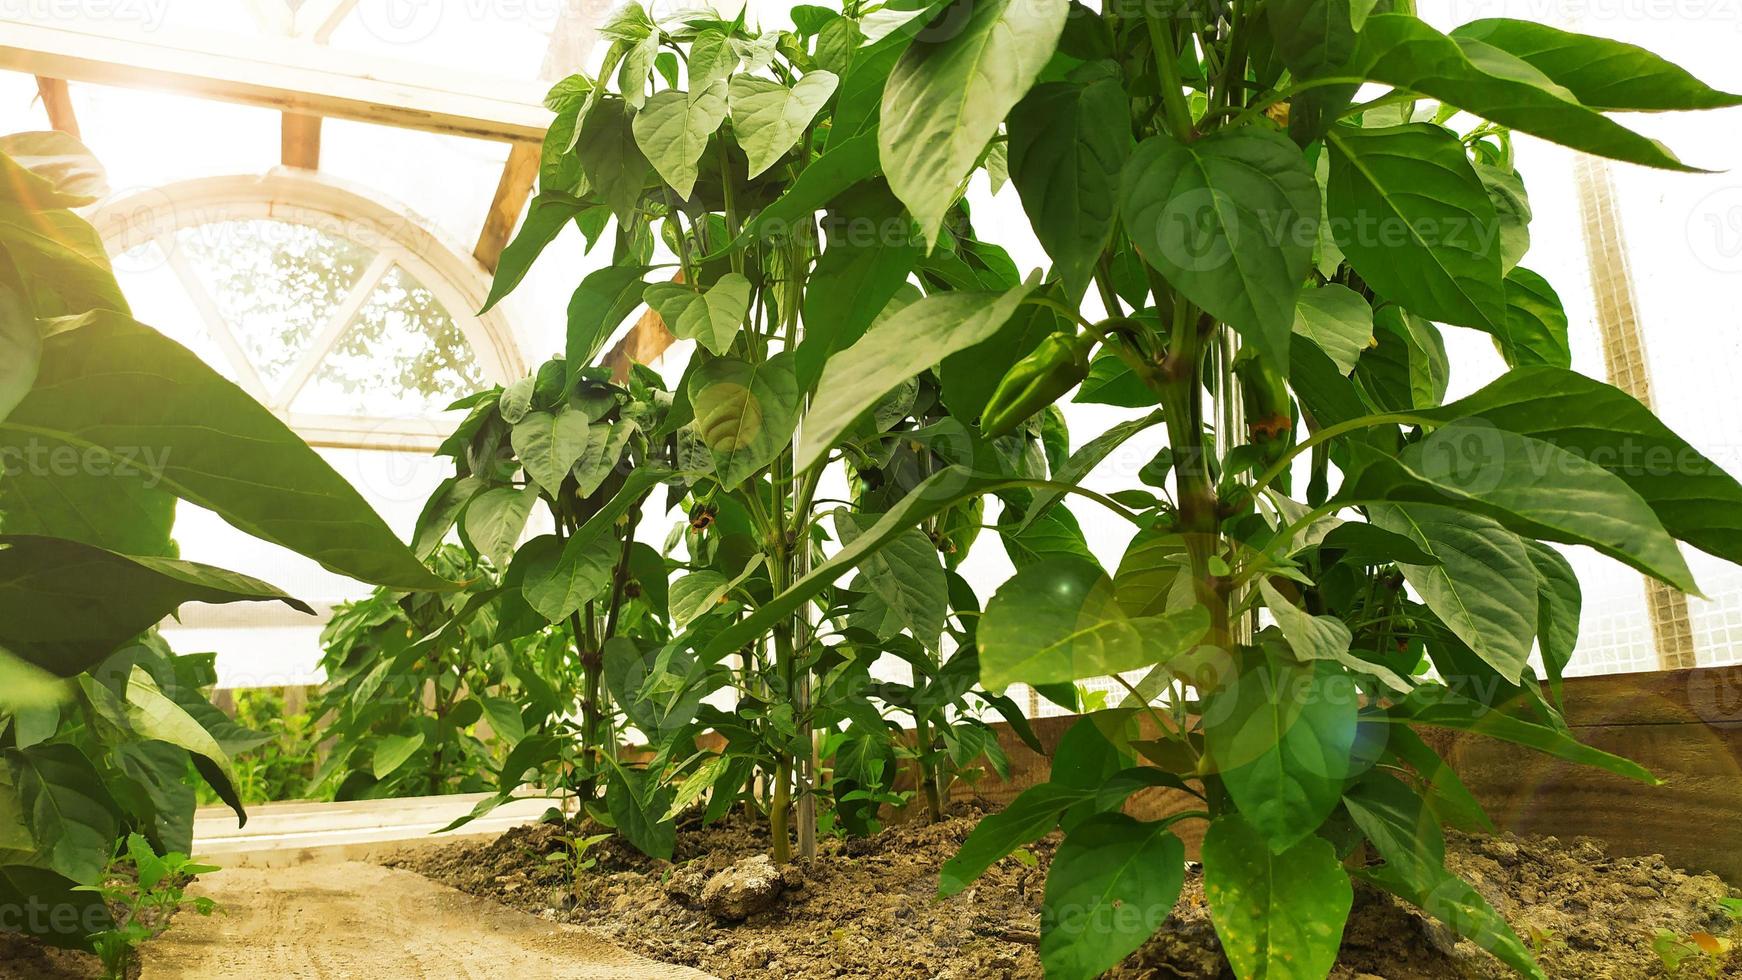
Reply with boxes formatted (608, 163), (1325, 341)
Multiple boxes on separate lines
(1145, 14), (1196, 139)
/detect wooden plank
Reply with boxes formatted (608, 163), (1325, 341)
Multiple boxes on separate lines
(472, 142), (540, 273)
(281, 111), (322, 170)
(600, 306), (678, 382)
(33, 75), (78, 138)
(0, 18), (550, 143)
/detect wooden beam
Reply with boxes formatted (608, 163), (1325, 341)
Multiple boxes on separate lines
(33, 75), (78, 138)
(281, 111), (322, 169)
(472, 142), (540, 273)
(601, 306), (678, 382)
(0, 18), (551, 144)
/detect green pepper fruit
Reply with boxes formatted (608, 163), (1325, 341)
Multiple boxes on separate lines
(1232, 348), (1294, 475)
(980, 331), (1097, 438)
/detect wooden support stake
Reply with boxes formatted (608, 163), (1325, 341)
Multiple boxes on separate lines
(281, 111), (322, 170)
(34, 75), (79, 138)
(472, 142), (540, 273)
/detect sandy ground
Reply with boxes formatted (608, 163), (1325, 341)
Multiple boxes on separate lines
(140, 861), (718, 979)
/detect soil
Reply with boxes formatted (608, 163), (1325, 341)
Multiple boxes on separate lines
(398, 804), (1742, 980)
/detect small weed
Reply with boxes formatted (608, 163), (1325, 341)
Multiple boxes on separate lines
(75, 834), (220, 979)
(1652, 928), (1733, 978)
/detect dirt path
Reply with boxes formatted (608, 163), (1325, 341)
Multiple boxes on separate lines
(142, 861), (717, 979)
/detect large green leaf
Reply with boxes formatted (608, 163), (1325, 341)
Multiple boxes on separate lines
(1008, 71), (1131, 299)
(1202, 812), (1351, 980)
(0, 534), (310, 677)
(1016, 410), (1165, 532)
(1476, 163), (1531, 273)
(645, 274), (751, 355)
(517, 532), (616, 624)
(0, 311), (448, 590)
(1419, 366), (1742, 564)
(632, 82), (729, 198)
(879, 0), (1069, 244)
(978, 555), (1210, 690)
(1498, 267), (1569, 369)
(688, 352), (800, 488)
(797, 281), (1035, 471)
(938, 782), (1090, 896)
(795, 182), (923, 393)
(1266, 0), (1365, 140)
(570, 420), (636, 498)
(574, 96), (650, 221)
(1260, 581), (1411, 693)
(481, 192), (586, 312)
(0, 285), (38, 422)
(461, 485), (538, 570)
(1350, 15), (1698, 171)
(1368, 504), (1537, 683)
(123, 666), (245, 823)
(0, 132), (107, 210)
(372, 732), (425, 780)
(6, 743), (116, 884)
(605, 764), (676, 860)
(0, 864), (111, 948)
(1203, 653), (1361, 851)
(728, 71), (839, 178)
(742, 131), (882, 248)
(1387, 686), (1657, 783)
(1325, 124), (1506, 335)
(1291, 283), (1372, 375)
(1525, 540), (1580, 704)
(511, 409), (592, 495)
(0, 206), (128, 318)
(1039, 815), (1185, 980)
(568, 264), (652, 375)
(836, 510), (946, 650)
(1449, 19), (1742, 111)
(1120, 128), (1318, 362)
(1344, 422), (1697, 592)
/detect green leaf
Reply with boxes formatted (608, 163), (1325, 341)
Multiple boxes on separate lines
(0, 131), (108, 209)
(1291, 283), (1372, 375)
(0, 312), (448, 589)
(1449, 19), (1742, 111)
(1260, 580), (1411, 693)
(1325, 124), (1506, 335)
(1369, 504), (1537, 683)
(740, 130), (881, 248)
(836, 510), (946, 650)
(1202, 812), (1352, 980)
(574, 96), (650, 221)
(462, 485), (538, 570)
(606, 765), (676, 860)
(632, 82), (730, 198)
(645, 274), (751, 355)
(7, 743), (116, 884)
(1388, 686), (1657, 783)
(1526, 541), (1580, 704)
(412, 476), (484, 558)
(727, 71), (839, 178)
(880, 0), (1069, 244)
(1497, 268), (1570, 369)
(939, 782), (1090, 896)
(123, 666), (245, 823)
(568, 264), (652, 374)
(1266, 0), (1365, 140)
(0, 535), (310, 677)
(1343, 770), (1444, 869)
(1008, 73), (1131, 299)
(1350, 15), (1699, 171)
(372, 732), (425, 780)
(1419, 366), (1742, 566)
(0, 206), (127, 318)
(1384, 726), (1493, 833)
(511, 409), (592, 495)
(482, 192), (586, 312)
(795, 183), (923, 393)
(518, 532), (616, 623)
(570, 420), (637, 498)
(1039, 815), (1185, 980)
(1476, 163), (1531, 273)
(1204, 653), (1362, 851)
(688, 352), (800, 488)
(1016, 410), (1165, 533)
(0, 286), (39, 423)
(1121, 128), (1318, 362)
(1344, 422), (1697, 593)
(669, 570), (731, 628)
(798, 281), (1036, 471)
(978, 556), (1211, 690)
(0, 864), (111, 947)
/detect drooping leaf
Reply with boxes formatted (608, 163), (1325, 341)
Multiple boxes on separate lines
(1497, 267), (1570, 369)
(574, 96), (650, 221)
(1008, 72), (1132, 298)
(372, 732), (426, 780)
(0, 535), (311, 677)
(0, 312), (449, 589)
(568, 264), (653, 375)
(632, 82), (730, 198)
(978, 556), (1211, 690)
(0, 206), (127, 317)
(511, 409), (592, 495)
(461, 485), (539, 570)
(645, 274), (752, 355)
(1203, 652), (1362, 851)
(795, 182), (923, 393)
(0, 285), (39, 422)
(606, 764), (676, 860)
(1260, 580), (1411, 693)
(1525, 540), (1580, 704)
(482, 192), (587, 312)
(728, 71), (839, 178)
(1202, 812), (1352, 980)
(1388, 686), (1658, 783)
(1291, 283), (1372, 375)
(798, 281), (1036, 471)
(122, 666), (245, 823)
(1476, 163), (1532, 273)
(939, 782), (1090, 896)
(1449, 18), (1742, 111)
(1325, 124), (1506, 335)
(1121, 128), (1318, 362)
(6, 743), (116, 884)
(1266, 0), (1366, 140)
(879, 0), (1069, 243)
(570, 419), (637, 498)
(1039, 815), (1186, 980)
(0, 131), (107, 209)
(836, 510), (947, 650)
(518, 532), (617, 624)
(687, 352), (800, 488)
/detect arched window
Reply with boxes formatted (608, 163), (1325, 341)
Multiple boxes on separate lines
(91, 169), (525, 451)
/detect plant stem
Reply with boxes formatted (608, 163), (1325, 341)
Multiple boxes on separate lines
(1145, 14), (1196, 139)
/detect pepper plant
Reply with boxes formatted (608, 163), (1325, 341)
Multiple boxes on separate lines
(0, 132), (449, 950)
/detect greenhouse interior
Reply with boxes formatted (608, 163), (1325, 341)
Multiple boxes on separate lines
(1, 0), (1740, 976)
